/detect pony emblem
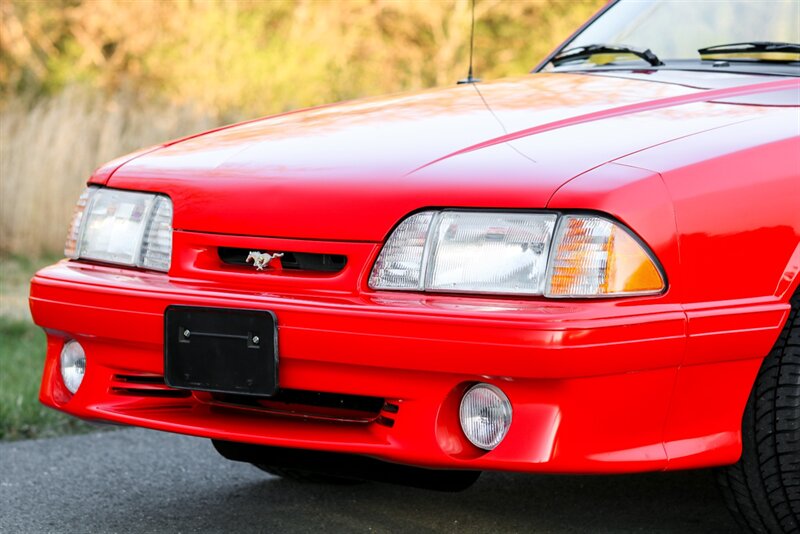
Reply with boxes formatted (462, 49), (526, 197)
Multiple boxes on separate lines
(246, 251), (284, 271)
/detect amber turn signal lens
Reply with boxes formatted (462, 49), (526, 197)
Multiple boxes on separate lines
(545, 215), (664, 298)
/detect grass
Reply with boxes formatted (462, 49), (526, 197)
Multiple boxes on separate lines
(0, 254), (98, 440)
(0, 316), (96, 440)
(0, 253), (60, 320)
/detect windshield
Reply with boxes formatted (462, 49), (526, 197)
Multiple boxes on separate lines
(548, 0), (799, 68)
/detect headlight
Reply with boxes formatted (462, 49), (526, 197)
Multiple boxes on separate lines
(369, 210), (665, 298)
(65, 187), (173, 272)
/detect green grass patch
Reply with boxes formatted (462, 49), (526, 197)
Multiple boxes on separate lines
(0, 316), (96, 440)
(0, 253), (62, 320)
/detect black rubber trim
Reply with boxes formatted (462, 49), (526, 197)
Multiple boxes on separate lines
(212, 440), (481, 492)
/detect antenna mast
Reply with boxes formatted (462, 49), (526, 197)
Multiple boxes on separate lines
(458, 0), (480, 84)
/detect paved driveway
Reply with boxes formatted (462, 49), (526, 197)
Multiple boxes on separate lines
(0, 428), (738, 533)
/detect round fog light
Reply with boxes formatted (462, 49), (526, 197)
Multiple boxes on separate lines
(459, 383), (512, 450)
(60, 340), (86, 394)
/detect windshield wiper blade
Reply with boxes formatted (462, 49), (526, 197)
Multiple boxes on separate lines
(551, 44), (664, 68)
(698, 41), (800, 56)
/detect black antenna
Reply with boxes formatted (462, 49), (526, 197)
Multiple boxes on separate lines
(458, 0), (480, 84)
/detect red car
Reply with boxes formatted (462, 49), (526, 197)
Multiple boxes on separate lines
(31, 0), (799, 531)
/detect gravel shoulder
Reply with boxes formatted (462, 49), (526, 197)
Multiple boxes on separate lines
(0, 428), (737, 533)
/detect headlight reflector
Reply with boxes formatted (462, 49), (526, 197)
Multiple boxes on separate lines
(65, 187), (173, 272)
(369, 210), (665, 298)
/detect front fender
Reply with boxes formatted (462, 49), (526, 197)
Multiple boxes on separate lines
(546, 161), (683, 303)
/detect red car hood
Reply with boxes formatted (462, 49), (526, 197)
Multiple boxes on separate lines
(105, 72), (793, 241)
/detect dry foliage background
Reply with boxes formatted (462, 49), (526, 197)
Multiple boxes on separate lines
(0, 0), (602, 256)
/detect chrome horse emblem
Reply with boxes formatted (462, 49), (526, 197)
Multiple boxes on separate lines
(246, 251), (284, 271)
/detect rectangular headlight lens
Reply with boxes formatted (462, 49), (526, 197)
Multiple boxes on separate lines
(369, 210), (557, 295)
(427, 212), (557, 294)
(67, 187), (173, 272)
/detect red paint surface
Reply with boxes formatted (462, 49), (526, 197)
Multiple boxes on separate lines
(32, 67), (800, 473)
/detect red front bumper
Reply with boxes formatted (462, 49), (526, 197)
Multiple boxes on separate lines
(30, 260), (786, 473)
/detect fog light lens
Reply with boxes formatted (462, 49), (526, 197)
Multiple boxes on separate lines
(459, 383), (512, 450)
(60, 340), (86, 394)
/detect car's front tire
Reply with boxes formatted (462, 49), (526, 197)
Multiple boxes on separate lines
(716, 291), (800, 533)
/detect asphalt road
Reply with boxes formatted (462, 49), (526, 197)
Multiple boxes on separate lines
(0, 428), (738, 533)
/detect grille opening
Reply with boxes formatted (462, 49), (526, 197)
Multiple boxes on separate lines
(210, 389), (386, 423)
(218, 247), (347, 273)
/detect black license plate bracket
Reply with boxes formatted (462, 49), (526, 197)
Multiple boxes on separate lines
(164, 306), (278, 396)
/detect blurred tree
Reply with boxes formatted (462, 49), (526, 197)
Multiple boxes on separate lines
(0, 0), (602, 255)
(1, 0), (602, 115)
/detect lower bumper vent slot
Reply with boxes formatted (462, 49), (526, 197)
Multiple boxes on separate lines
(110, 387), (191, 398)
(210, 389), (386, 423)
(111, 374), (191, 398)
